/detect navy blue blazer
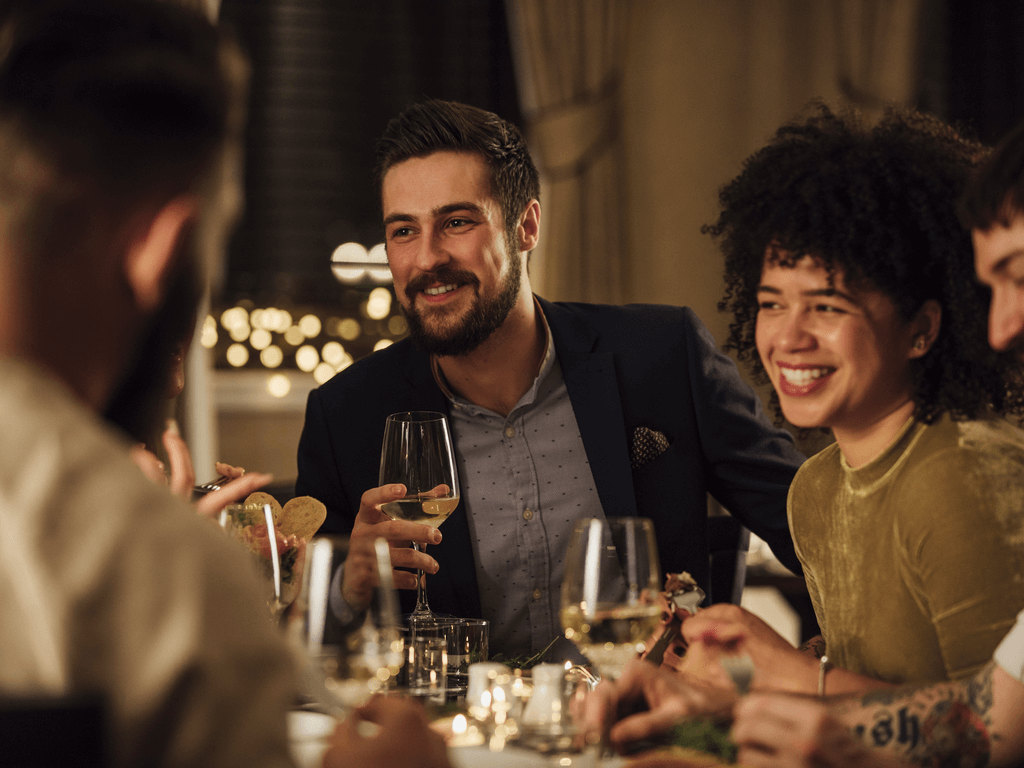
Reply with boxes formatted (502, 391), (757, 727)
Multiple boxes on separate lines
(295, 298), (804, 619)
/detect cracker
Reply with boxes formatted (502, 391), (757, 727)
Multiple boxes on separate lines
(279, 495), (327, 540)
(244, 491), (283, 525)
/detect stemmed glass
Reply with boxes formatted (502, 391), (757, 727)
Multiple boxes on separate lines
(559, 517), (662, 681)
(378, 411), (460, 625)
(221, 502), (304, 621)
(289, 536), (404, 714)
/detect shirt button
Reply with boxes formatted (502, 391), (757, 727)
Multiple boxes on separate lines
(505, 427), (515, 438)
(532, 589), (542, 601)
(523, 509), (534, 521)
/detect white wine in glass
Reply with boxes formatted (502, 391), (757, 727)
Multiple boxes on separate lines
(379, 411), (461, 623)
(379, 495), (459, 528)
(560, 517), (662, 681)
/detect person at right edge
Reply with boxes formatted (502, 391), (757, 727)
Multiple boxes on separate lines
(582, 107), (1024, 768)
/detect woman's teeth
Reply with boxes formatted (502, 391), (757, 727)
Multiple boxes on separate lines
(780, 367), (831, 386)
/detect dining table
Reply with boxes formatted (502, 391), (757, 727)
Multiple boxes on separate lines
(286, 706), (733, 768)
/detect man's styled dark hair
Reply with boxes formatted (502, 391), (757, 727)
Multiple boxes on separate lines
(374, 99), (540, 243)
(960, 119), (1024, 231)
(706, 102), (1024, 424)
(0, 0), (247, 440)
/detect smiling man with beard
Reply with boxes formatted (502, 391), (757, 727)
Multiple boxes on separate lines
(296, 100), (807, 662)
(398, 221), (522, 359)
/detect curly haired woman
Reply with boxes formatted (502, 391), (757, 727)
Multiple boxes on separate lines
(685, 103), (1024, 697)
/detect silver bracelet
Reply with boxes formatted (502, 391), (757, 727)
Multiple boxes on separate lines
(817, 655), (830, 697)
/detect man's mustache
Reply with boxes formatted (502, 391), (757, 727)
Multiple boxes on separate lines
(405, 268), (479, 302)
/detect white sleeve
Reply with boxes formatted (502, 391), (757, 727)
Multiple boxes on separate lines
(994, 609), (1024, 683)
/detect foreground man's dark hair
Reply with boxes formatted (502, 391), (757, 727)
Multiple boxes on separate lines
(0, 0), (247, 440)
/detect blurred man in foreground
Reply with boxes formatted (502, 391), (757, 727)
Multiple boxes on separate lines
(581, 117), (1024, 768)
(0, 2), (446, 766)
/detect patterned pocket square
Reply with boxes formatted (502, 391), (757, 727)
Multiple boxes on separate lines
(630, 427), (670, 470)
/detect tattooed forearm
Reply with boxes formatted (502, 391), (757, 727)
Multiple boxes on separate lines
(831, 662), (997, 768)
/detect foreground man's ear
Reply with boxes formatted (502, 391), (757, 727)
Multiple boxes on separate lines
(125, 196), (200, 313)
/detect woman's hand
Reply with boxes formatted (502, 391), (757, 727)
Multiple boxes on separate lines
(578, 659), (737, 752)
(130, 420), (273, 518)
(193, 469), (274, 518)
(681, 604), (818, 694)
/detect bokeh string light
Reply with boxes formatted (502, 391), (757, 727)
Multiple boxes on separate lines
(206, 240), (403, 397)
(207, 295), (403, 396)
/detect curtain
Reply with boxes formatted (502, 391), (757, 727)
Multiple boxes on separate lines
(506, 0), (631, 304)
(617, 0), (922, 339)
(834, 0), (922, 115)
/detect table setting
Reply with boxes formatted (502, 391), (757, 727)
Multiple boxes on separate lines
(215, 410), (746, 767)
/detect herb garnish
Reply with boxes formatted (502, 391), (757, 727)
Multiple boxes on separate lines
(669, 718), (737, 762)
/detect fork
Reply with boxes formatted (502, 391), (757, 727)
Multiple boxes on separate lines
(192, 475), (230, 496)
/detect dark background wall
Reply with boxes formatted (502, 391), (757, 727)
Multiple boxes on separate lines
(218, 0), (521, 306)
(218, 0), (1024, 311)
(941, 0), (1024, 146)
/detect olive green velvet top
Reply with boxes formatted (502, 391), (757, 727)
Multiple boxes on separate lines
(790, 414), (1024, 684)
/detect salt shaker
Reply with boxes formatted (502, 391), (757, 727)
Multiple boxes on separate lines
(521, 663), (568, 728)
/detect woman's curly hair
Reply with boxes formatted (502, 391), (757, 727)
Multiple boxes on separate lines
(705, 102), (1024, 425)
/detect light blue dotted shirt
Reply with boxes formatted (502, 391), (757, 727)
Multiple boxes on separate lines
(434, 308), (605, 662)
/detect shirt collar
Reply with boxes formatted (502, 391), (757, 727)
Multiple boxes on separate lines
(431, 296), (556, 412)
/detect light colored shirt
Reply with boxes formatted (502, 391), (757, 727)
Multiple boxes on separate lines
(995, 609), (1024, 683)
(0, 356), (297, 768)
(434, 308), (604, 661)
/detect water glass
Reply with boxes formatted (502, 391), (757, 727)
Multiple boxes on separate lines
(463, 618), (490, 665)
(448, 618), (489, 691)
(408, 636), (447, 703)
(407, 617), (454, 703)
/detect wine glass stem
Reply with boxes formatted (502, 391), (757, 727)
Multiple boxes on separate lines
(411, 542), (432, 617)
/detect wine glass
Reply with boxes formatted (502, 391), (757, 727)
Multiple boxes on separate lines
(378, 411), (460, 625)
(288, 535), (404, 714)
(559, 517), (662, 681)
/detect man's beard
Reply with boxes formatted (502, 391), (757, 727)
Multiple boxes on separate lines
(102, 253), (201, 444)
(402, 243), (522, 357)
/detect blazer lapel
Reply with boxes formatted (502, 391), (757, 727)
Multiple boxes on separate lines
(540, 298), (638, 519)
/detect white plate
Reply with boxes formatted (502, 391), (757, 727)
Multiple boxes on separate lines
(288, 711), (337, 768)
(449, 745), (624, 768)
(288, 710), (337, 741)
